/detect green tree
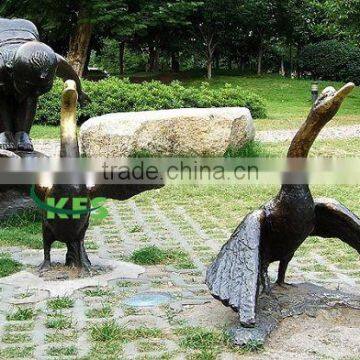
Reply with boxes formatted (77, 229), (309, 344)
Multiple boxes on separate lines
(190, 0), (244, 79)
(274, 0), (331, 75)
(325, 0), (360, 43)
(240, 0), (277, 75)
(0, 0), (128, 76)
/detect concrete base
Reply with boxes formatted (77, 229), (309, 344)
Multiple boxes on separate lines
(229, 282), (360, 346)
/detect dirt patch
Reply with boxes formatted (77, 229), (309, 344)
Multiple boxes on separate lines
(266, 307), (360, 359)
(179, 284), (360, 359)
(180, 300), (239, 329)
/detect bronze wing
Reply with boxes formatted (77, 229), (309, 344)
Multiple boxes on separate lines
(311, 198), (360, 254)
(206, 210), (264, 327)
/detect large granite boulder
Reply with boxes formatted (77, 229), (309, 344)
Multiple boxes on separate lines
(80, 107), (255, 157)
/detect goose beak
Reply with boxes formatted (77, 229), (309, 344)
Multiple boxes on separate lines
(315, 82), (355, 113)
(334, 82), (355, 101)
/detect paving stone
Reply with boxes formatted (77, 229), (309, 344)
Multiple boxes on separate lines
(118, 314), (171, 330)
(0, 196), (359, 359)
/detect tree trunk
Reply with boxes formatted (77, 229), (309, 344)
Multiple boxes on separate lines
(257, 46), (263, 75)
(153, 47), (160, 72)
(289, 45), (293, 76)
(149, 46), (160, 72)
(171, 52), (180, 72)
(119, 41), (126, 76)
(67, 7), (93, 77)
(148, 47), (155, 72)
(215, 54), (220, 70)
(280, 57), (285, 77)
(206, 44), (214, 79)
(295, 44), (302, 77)
(83, 48), (91, 77)
(207, 60), (212, 79)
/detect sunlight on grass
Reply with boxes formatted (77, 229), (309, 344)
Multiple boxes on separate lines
(255, 114), (360, 131)
(184, 75), (360, 121)
(0, 210), (42, 249)
(0, 210), (65, 249)
(30, 125), (60, 139)
(261, 138), (360, 157)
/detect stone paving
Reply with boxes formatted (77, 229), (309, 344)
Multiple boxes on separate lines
(256, 124), (360, 143)
(0, 198), (359, 359)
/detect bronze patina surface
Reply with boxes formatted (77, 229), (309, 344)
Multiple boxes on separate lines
(206, 83), (360, 334)
(0, 17), (89, 152)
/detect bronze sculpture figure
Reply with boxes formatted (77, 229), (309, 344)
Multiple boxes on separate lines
(206, 83), (360, 328)
(0, 18), (89, 152)
(34, 81), (162, 271)
(1, 81), (162, 271)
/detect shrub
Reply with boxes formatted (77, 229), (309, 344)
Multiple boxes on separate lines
(299, 40), (360, 84)
(36, 78), (266, 125)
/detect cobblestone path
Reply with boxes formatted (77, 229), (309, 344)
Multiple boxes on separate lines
(256, 124), (360, 143)
(0, 197), (359, 359)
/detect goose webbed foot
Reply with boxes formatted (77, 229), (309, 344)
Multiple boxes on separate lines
(39, 260), (51, 272)
(0, 132), (16, 151)
(15, 132), (34, 152)
(275, 281), (296, 289)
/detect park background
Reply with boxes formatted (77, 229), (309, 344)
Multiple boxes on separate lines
(1, 0), (360, 143)
(0, 1), (360, 359)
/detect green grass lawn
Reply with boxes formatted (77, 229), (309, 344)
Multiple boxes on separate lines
(31, 75), (359, 139)
(0, 211), (65, 250)
(185, 75), (360, 122)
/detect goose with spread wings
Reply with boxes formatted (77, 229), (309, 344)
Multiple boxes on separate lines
(206, 83), (360, 327)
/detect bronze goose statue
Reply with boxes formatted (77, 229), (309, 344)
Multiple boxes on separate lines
(34, 80), (163, 270)
(206, 83), (360, 327)
(1, 80), (162, 270)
